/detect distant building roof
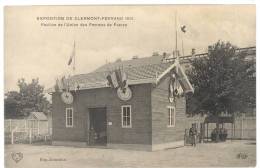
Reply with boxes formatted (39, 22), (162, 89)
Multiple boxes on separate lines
(94, 55), (165, 72)
(27, 112), (47, 120)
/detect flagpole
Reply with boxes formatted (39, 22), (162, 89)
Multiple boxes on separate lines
(175, 12), (178, 61)
(182, 38), (184, 56)
(74, 41), (77, 92)
(174, 11), (180, 75)
(73, 41), (76, 74)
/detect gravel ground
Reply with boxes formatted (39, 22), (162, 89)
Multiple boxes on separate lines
(5, 140), (256, 168)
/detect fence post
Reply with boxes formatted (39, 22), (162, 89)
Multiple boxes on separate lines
(234, 121), (236, 138)
(11, 128), (14, 144)
(241, 117), (244, 139)
(47, 120), (49, 134)
(29, 128), (32, 144)
(9, 119), (12, 132)
(24, 119), (27, 131)
(37, 120), (40, 135)
(11, 127), (17, 145)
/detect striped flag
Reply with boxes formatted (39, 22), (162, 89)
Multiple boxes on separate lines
(106, 68), (127, 89)
(61, 76), (67, 91)
(115, 69), (123, 88)
(107, 71), (119, 88)
(121, 71), (127, 88)
(115, 68), (128, 90)
(68, 41), (75, 66)
(106, 74), (113, 87)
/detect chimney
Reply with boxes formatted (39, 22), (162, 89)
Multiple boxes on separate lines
(191, 48), (196, 56)
(162, 52), (167, 58)
(208, 45), (213, 54)
(132, 55), (138, 59)
(115, 58), (122, 62)
(162, 52), (170, 63)
(173, 50), (180, 58)
(152, 52), (159, 57)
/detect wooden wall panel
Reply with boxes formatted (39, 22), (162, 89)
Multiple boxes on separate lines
(151, 75), (190, 144)
(52, 84), (152, 145)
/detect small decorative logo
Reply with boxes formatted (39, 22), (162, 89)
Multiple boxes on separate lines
(11, 152), (23, 163)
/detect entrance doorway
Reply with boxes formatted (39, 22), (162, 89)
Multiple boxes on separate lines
(88, 107), (107, 146)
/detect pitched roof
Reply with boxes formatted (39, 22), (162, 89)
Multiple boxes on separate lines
(69, 61), (173, 90)
(47, 55), (194, 93)
(27, 112), (47, 120)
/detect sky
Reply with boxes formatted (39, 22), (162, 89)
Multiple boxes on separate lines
(4, 5), (256, 92)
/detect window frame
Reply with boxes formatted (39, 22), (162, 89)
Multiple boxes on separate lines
(121, 105), (132, 128)
(167, 106), (175, 127)
(66, 107), (73, 128)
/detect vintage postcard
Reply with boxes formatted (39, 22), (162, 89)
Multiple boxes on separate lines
(4, 5), (256, 168)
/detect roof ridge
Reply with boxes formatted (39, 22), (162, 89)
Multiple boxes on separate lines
(72, 61), (172, 77)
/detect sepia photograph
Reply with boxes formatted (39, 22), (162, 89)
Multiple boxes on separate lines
(4, 4), (256, 168)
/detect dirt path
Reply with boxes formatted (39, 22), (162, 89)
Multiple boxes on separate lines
(5, 140), (256, 168)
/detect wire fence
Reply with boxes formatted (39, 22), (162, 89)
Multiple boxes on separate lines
(5, 119), (52, 144)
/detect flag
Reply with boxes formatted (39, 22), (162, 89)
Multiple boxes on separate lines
(74, 81), (79, 92)
(121, 71), (127, 88)
(106, 74), (113, 87)
(111, 71), (119, 88)
(177, 83), (183, 95)
(169, 76), (175, 103)
(115, 68), (128, 90)
(181, 25), (186, 33)
(61, 76), (67, 91)
(68, 41), (75, 66)
(106, 68), (128, 90)
(115, 69), (123, 88)
(169, 79), (174, 96)
(106, 71), (119, 88)
(119, 69), (128, 93)
(55, 78), (62, 92)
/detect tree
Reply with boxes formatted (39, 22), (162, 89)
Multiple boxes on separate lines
(4, 78), (51, 119)
(187, 41), (255, 141)
(4, 91), (22, 119)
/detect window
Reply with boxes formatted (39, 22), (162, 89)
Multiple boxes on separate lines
(121, 105), (131, 128)
(66, 108), (73, 127)
(167, 106), (175, 127)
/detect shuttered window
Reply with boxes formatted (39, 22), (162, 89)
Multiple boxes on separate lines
(121, 105), (132, 128)
(66, 108), (73, 128)
(167, 106), (175, 127)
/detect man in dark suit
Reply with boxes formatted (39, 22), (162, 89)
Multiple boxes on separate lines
(189, 125), (197, 147)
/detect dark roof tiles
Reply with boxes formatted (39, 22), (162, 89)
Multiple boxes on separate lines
(69, 62), (173, 87)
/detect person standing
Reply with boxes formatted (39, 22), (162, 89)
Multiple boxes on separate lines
(189, 125), (197, 147)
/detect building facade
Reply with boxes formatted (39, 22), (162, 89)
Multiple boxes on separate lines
(51, 54), (195, 151)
